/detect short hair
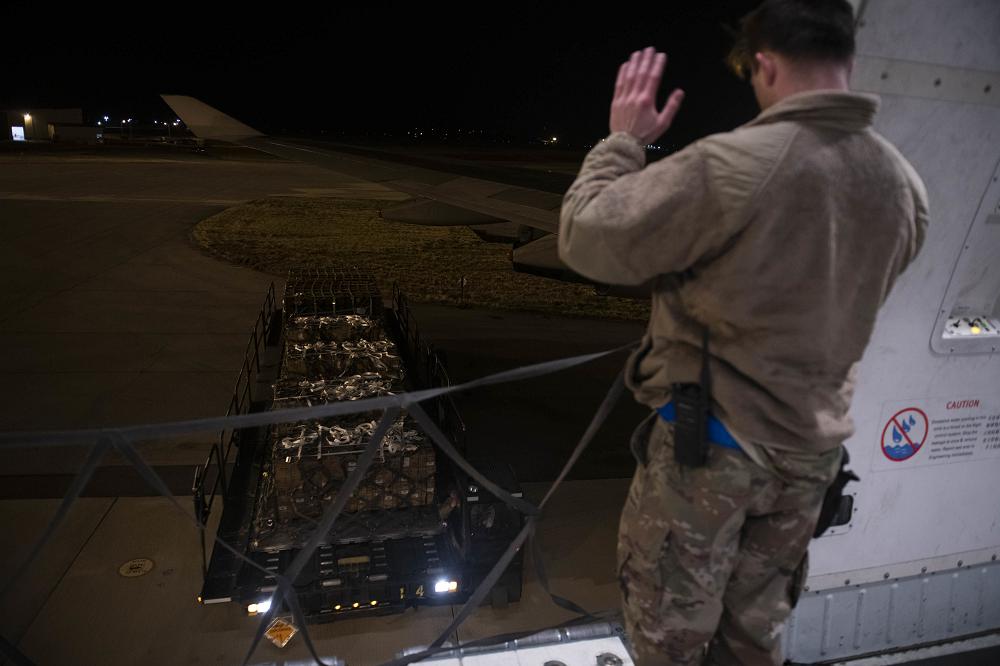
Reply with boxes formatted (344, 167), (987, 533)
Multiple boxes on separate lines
(727, 0), (856, 79)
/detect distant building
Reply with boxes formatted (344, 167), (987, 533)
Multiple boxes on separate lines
(1, 108), (85, 142)
(49, 124), (101, 143)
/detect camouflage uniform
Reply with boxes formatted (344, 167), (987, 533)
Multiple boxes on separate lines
(618, 414), (842, 665)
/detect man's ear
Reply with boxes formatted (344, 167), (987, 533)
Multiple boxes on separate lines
(754, 51), (777, 86)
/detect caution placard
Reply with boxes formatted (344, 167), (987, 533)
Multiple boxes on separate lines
(871, 395), (1000, 471)
(265, 617), (298, 649)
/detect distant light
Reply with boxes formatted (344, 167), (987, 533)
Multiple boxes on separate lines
(103, 116), (109, 121)
(370, 600), (378, 606)
(247, 603), (257, 614)
(23, 114), (31, 121)
(176, 119), (181, 123)
(352, 602), (360, 608)
(334, 604), (342, 610)
(127, 118), (132, 123)
(551, 136), (558, 142)
(97, 121), (102, 125)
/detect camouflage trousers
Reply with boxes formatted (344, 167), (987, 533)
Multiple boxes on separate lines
(618, 414), (842, 666)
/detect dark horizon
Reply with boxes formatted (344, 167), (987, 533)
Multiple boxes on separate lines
(2, 3), (761, 149)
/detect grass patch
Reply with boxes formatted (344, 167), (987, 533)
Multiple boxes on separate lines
(193, 196), (650, 320)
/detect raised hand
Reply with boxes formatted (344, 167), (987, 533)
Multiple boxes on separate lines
(610, 47), (685, 145)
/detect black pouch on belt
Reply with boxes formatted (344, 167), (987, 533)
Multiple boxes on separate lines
(672, 383), (708, 467)
(673, 327), (711, 468)
(813, 446), (860, 538)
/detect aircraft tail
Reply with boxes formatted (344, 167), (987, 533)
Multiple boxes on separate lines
(160, 95), (262, 142)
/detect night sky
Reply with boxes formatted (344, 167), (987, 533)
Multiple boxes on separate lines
(3, 2), (761, 149)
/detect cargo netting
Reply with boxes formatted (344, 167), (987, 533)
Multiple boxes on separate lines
(283, 267), (382, 318)
(251, 276), (438, 552)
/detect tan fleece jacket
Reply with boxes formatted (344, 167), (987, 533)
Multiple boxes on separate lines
(559, 91), (928, 455)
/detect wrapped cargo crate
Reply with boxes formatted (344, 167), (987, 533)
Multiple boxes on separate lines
(271, 374), (400, 426)
(252, 416), (438, 551)
(281, 340), (404, 380)
(285, 314), (383, 344)
(272, 373), (399, 407)
(272, 418), (428, 461)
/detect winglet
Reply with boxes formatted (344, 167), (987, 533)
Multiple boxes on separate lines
(160, 95), (263, 141)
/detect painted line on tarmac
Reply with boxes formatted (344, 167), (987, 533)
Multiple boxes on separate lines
(0, 193), (245, 205)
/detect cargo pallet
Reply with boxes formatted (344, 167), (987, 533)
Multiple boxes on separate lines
(192, 272), (523, 620)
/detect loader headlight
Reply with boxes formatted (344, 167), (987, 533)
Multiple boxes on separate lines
(247, 598), (272, 615)
(434, 579), (459, 593)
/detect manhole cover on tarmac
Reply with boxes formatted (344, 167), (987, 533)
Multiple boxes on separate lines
(118, 558), (155, 578)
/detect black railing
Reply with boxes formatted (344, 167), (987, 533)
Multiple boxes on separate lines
(192, 282), (277, 578)
(392, 283), (421, 371)
(393, 283), (467, 451)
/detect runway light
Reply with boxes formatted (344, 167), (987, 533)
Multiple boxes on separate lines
(435, 580), (458, 593)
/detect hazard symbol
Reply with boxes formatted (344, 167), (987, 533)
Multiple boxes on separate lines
(265, 617), (298, 648)
(881, 408), (929, 462)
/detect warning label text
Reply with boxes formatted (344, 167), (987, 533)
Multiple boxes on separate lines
(873, 395), (1000, 471)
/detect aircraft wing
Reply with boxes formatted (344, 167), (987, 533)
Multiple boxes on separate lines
(160, 95), (585, 281)
(242, 137), (561, 235)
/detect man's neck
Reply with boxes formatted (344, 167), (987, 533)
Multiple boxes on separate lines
(777, 65), (851, 99)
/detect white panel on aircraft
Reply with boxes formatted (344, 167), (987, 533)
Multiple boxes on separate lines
(807, 0), (1000, 583)
(786, 1), (1000, 659)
